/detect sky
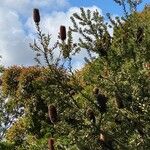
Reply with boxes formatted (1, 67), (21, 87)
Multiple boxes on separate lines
(0, 0), (149, 69)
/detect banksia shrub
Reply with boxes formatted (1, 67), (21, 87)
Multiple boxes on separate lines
(86, 108), (96, 123)
(115, 92), (124, 109)
(60, 26), (66, 41)
(33, 8), (40, 24)
(48, 105), (57, 124)
(48, 138), (55, 150)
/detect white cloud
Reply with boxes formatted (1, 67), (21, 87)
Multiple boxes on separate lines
(0, 7), (35, 66)
(0, 0), (102, 69)
(27, 6), (102, 69)
(0, 0), (70, 15)
(0, 0), (70, 67)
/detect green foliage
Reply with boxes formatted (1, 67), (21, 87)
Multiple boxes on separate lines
(70, 8), (111, 58)
(69, 6), (150, 149)
(0, 141), (15, 150)
(2, 66), (21, 96)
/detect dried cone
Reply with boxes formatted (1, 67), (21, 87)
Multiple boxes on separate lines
(69, 90), (75, 96)
(86, 108), (96, 123)
(96, 94), (107, 113)
(33, 8), (40, 24)
(99, 132), (113, 149)
(0, 79), (2, 86)
(115, 92), (124, 109)
(99, 133), (106, 143)
(93, 87), (99, 95)
(114, 114), (122, 125)
(137, 27), (144, 43)
(60, 26), (66, 41)
(48, 138), (55, 150)
(48, 105), (57, 123)
(133, 121), (144, 137)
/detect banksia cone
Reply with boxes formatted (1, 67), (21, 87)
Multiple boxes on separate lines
(99, 131), (113, 150)
(100, 48), (107, 56)
(96, 94), (107, 113)
(60, 26), (66, 41)
(93, 87), (99, 95)
(99, 133), (106, 143)
(115, 92), (124, 109)
(48, 105), (57, 124)
(0, 79), (2, 86)
(136, 27), (144, 43)
(86, 108), (96, 123)
(114, 114), (122, 125)
(69, 90), (75, 96)
(132, 121), (144, 137)
(33, 8), (40, 24)
(48, 138), (55, 150)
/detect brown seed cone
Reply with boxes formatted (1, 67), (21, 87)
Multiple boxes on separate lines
(137, 27), (144, 43)
(60, 26), (66, 41)
(48, 138), (55, 150)
(0, 79), (2, 86)
(115, 92), (124, 109)
(99, 132), (113, 149)
(99, 133), (106, 143)
(93, 87), (99, 95)
(69, 90), (75, 96)
(114, 114), (122, 125)
(96, 94), (107, 113)
(48, 105), (57, 123)
(33, 9), (40, 24)
(86, 108), (96, 123)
